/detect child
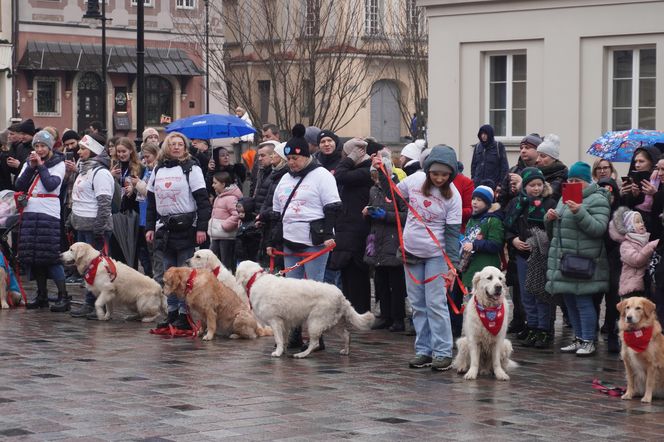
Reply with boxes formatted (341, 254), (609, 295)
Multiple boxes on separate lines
(460, 185), (504, 290)
(504, 167), (557, 348)
(609, 207), (659, 299)
(208, 171), (242, 271)
(235, 197), (262, 265)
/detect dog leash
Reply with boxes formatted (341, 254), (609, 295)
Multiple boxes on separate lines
(269, 244), (336, 277)
(591, 379), (626, 398)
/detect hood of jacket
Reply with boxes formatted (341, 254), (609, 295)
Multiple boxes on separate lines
(477, 124), (495, 146)
(628, 145), (661, 173)
(422, 144), (458, 179)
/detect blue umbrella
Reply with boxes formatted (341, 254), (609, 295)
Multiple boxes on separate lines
(165, 114), (256, 140)
(586, 129), (664, 162)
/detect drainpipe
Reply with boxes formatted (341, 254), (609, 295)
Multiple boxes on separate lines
(11, 0), (19, 119)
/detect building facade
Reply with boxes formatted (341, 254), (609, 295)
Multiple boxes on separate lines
(13, 0), (225, 137)
(0, 0), (13, 128)
(419, 0), (663, 167)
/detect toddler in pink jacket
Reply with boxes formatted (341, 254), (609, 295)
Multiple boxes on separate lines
(609, 206), (659, 297)
(208, 171), (243, 270)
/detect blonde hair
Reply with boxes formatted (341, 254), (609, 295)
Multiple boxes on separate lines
(159, 132), (191, 162)
(591, 158), (618, 181)
(112, 137), (142, 177)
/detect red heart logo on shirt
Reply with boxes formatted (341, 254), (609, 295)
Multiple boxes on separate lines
(165, 182), (172, 189)
(424, 200), (432, 208)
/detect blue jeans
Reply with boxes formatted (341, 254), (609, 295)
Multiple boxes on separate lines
(162, 246), (195, 314)
(562, 293), (598, 341)
(77, 230), (112, 306)
(324, 268), (342, 290)
(283, 245), (329, 282)
(405, 256), (453, 358)
(516, 255), (552, 332)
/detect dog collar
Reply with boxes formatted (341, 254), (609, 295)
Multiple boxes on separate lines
(475, 298), (505, 336)
(245, 270), (264, 305)
(212, 266), (220, 277)
(185, 269), (197, 295)
(623, 326), (653, 353)
(84, 253), (117, 285)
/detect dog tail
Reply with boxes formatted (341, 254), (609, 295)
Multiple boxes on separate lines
(343, 301), (375, 330)
(257, 325), (273, 337)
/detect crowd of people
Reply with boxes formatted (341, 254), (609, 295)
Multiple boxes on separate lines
(1, 114), (662, 369)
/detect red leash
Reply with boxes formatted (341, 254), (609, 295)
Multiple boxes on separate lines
(269, 244), (336, 276)
(377, 162), (468, 314)
(150, 268), (201, 338)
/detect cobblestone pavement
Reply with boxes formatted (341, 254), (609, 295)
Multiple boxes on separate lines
(1, 282), (663, 441)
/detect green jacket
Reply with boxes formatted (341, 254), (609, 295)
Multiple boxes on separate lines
(461, 205), (505, 289)
(545, 183), (610, 295)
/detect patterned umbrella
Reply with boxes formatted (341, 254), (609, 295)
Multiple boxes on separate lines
(586, 129), (664, 162)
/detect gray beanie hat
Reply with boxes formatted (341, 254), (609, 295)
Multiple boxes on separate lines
(537, 134), (561, 160)
(423, 144), (458, 179)
(32, 130), (55, 150)
(304, 126), (321, 145)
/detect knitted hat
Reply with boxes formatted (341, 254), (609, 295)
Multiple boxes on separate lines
(32, 130), (54, 150)
(18, 119), (36, 136)
(423, 144), (458, 179)
(343, 137), (368, 156)
(521, 167), (545, 186)
(283, 124), (310, 157)
(401, 139), (426, 160)
(143, 127), (159, 140)
(258, 140), (280, 150)
(520, 134), (542, 149)
(274, 142), (287, 162)
(472, 185), (494, 206)
(79, 134), (105, 156)
(568, 161), (592, 183)
(366, 140), (384, 156)
(623, 210), (639, 233)
(537, 134), (560, 160)
(317, 129), (339, 149)
(304, 126), (321, 145)
(61, 129), (80, 144)
(419, 147), (432, 166)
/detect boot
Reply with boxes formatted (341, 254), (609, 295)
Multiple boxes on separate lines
(287, 326), (304, 349)
(607, 331), (621, 354)
(26, 292), (49, 309)
(157, 310), (179, 329)
(50, 281), (71, 313)
(171, 313), (192, 330)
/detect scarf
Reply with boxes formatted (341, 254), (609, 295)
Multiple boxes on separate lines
(475, 299), (505, 336)
(623, 326), (653, 353)
(504, 193), (547, 231)
(636, 173), (660, 213)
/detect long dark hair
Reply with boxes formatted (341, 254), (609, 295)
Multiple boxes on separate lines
(422, 172), (453, 199)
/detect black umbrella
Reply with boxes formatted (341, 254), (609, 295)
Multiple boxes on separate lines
(112, 211), (139, 267)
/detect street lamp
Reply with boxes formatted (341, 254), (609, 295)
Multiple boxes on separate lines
(204, 0), (210, 114)
(136, 0), (145, 149)
(83, 0), (109, 134)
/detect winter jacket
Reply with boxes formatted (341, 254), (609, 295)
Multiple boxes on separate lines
(504, 182), (557, 258)
(314, 148), (343, 175)
(363, 174), (407, 268)
(259, 165), (289, 220)
(609, 206), (659, 296)
(539, 160), (568, 202)
(470, 124), (509, 188)
(252, 167), (272, 212)
(461, 204), (505, 288)
(498, 157), (535, 207)
(452, 172), (474, 231)
(545, 183), (610, 295)
(402, 159), (421, 176)
(329, 157), (372, 269)
(621, 145), (661, 211)
(209, 185), (243, 239)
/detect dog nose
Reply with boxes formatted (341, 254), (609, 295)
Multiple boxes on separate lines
(495, 285), (502, 293)
(626, 315), (633, 323)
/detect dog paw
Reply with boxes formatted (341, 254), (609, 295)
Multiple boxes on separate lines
(494, 370), (510, 381)
(339, 349), (349, 356)
(292, 351), (309, 359)
(464, 369), (478, 380)
(641, 396), (652, 404)
(101, 314), (111, 321)
(0, 302), (8, 309)
(621, 392), (633, 400)
(202, 334), (214, 341)
(229, 334), (240, 339)
(271, 350), (283, 357)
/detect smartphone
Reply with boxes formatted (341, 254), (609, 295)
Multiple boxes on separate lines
(65, 151), (75, 161)
(621, 176), (632, 185)
(630, 171), (651, 188)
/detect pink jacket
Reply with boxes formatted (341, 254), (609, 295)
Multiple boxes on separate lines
(210, 185), (243, 235)
(609, 217), (659, 296)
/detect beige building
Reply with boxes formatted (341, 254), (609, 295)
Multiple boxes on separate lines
(222, 0), (427, 144)
(0, 0), (13, 128)
(419, 0), (664, 167)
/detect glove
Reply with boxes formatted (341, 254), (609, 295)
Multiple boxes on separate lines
(369, 207), (386, 219)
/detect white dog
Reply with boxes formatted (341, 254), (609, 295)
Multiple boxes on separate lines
(235, 260), (375, 358)
(452, 266), (515, 381)
(185, 249), (249, 306)
(61, 242), (166, 321)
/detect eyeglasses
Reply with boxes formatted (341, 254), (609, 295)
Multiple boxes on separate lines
(595, 166), (611, 171)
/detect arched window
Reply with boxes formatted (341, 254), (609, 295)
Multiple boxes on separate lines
(145, 75), (173, 126)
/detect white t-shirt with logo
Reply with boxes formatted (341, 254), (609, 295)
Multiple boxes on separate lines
(147, 163), (206, 217)
(20, 161), (66, 219)
(72, 167), (114, 218)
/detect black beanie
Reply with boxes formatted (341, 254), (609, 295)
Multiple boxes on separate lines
(366, 140), (385, 156)
(317, 129), (340, 150)
(283, 124), (310, 157)
(18, 119), (36, 136)
(61, 129), (80, 144)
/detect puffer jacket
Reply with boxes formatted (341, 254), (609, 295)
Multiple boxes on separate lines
(363, 173), (406, 267)
(252, 167), (272, 211)
(609, 206), (659, 296)
(209, 185), (243, 238)
(545, 182), (610, 295)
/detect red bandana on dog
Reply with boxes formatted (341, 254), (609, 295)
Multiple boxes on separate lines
(623, 327), (653, 353)
(475, 299), (504, 336)
(185, 269), (197, 295)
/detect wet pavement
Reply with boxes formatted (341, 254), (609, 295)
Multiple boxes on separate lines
(1, 281), (663, 441)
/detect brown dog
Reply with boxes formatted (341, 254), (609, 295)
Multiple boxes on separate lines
(0, 267), (22, 309)
(617, 297), (664, 403)
(163, 267), (272, 341)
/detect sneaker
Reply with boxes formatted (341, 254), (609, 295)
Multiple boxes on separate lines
(576, 340), (596, 357)
(171, 313), (192, 330)
(507, 321), (526, 334)
(522, 330), (539, 347)
(534, 331), (553, 349)
(560, 337), (583, 353)
(516, 327), (531, 341)
(408, 354), (432, 368)
(431, 356), (453, 371)
(26, 294), (49, 310)
(388, 320), (405, 333)
(65, 276), (83, 285)
(50, 296), (71, 313)
(70, 304), (95, 318)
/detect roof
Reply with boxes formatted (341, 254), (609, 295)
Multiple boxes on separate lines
(17, 41), (203, 76)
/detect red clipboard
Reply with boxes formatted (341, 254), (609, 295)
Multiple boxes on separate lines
(562, 182), (583, 204)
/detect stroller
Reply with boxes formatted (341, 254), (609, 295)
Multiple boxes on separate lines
(0, 190), (20, 269)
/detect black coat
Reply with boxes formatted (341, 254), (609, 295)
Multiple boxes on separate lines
(252, 167), (272, 211)
(364, 174), (406, 267)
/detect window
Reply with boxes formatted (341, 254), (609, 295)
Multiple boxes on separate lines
(405, 0), (421, 36)
(34, 78), (60, 116)
(610, 48), (656, 131)
(176, 0), (195, 9)
(304, 0), (320, 37)
(486, 53), (527, 137)
(258, 80), (271, 123)
(145, 76), (173, 126)
(301, 79), (314, 118)
(365, 0), (381, 36)
(131, 0), (154, 7)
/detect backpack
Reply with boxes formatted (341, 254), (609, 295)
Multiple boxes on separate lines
(91, 167), (122, 214)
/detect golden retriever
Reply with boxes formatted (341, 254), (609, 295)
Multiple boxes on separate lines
(452, 266), (515, 381)
(61, 242), (166, 321)
(235, 260), (375, 358)
(185, 249), (249, 306)
(0, 267), (22, 309)
(163, 266), (272, 341)
(617, 297), (664, 403)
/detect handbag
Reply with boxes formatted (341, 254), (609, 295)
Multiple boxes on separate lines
(309, 218), (326, 246)
(161, 212), (195, 232)
(556, 216), (597, 280)
(525, 228), (552, 301)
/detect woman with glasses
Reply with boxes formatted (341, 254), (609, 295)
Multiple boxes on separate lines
(591, 158), (619, 183)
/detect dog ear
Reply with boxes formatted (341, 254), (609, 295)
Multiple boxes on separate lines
(616, 300), (625, 315)
(643, 298), (657, 319)
(472, 271), (482, 291)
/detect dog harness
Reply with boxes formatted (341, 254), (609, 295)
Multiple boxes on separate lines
(185, 269), (197, 295)
(623, 327), (653, 353)
(84, 253), (117, 285)
(475, 299), (505, 336)
(212, 266), (220, 277)
(244, 269), (264, 309)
